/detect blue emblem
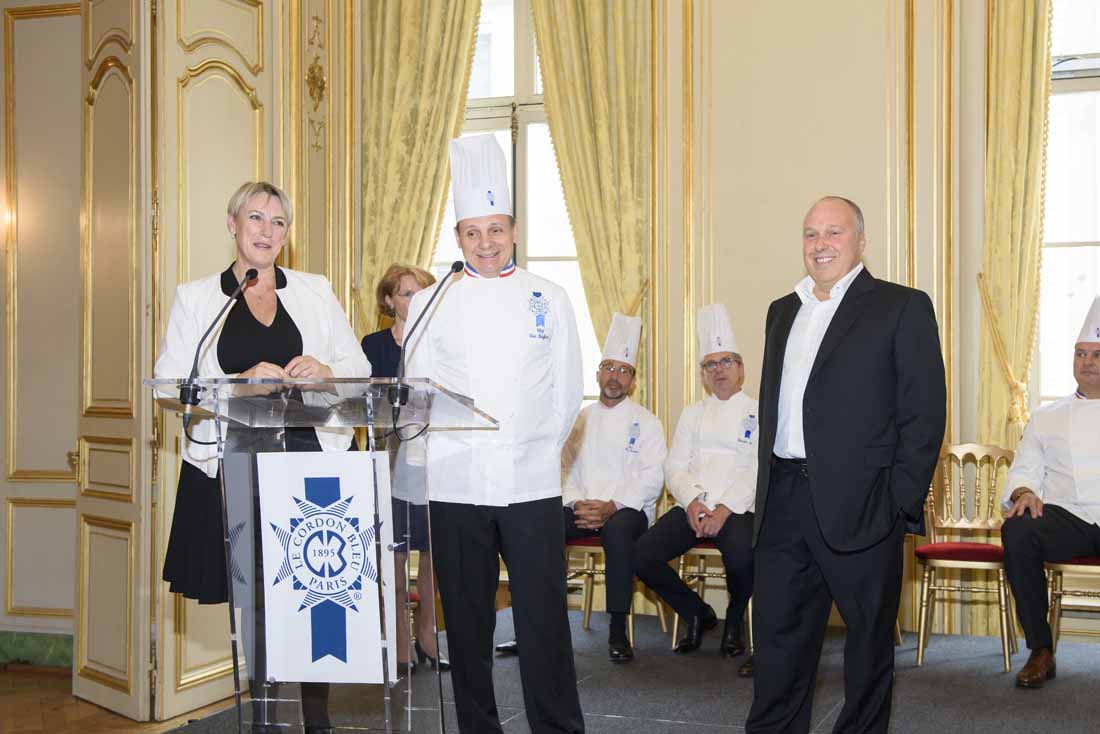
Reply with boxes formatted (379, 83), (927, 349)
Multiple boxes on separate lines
(626, 421), (641, 453)
(268, 477), (379, 663)
(487, 189), (495, 206)
(528, 291), (550, 340)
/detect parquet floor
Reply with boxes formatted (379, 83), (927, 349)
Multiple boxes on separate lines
(0, 668), (234, 734)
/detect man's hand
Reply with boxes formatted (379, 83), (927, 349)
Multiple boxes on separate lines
(1005, 489), (1044, 519)
(686, 499), (710, 536)
(574, 500), (617, 529)
(699, 504), (732, 537)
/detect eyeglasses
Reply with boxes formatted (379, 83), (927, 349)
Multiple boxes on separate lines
(701, 356), (740, 372)
(599, 363), (635, 376)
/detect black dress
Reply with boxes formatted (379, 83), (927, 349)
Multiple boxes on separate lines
(361, 328), (430, 551)
(162, 266), (312, 604)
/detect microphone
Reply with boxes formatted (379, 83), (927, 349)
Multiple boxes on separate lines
(388, 260), (463, 408)
(179, 267), (258, 430)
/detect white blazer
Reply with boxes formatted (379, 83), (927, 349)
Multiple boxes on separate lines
(154, 266), (371, 477)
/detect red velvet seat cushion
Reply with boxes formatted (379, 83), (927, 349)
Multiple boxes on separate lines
(692, 541), (718, 550)
(915, 542), (1004, 563)
(409, 589), (420, 604)
(1060, 556), (1100, 567)
(566, 536), (603, 548)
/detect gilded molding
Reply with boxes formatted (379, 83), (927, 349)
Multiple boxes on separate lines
(82, 0), (135, 70)
(4, 4), (82, 479)
(681, 0), (695, 409)
(5, 498), (76, 617)
(82, 54), (137, 418)
(173, 594), (232, 690)
(78, 435), (135, 503)
(76, 513), (134, 694)
(175, 0), (264, 76)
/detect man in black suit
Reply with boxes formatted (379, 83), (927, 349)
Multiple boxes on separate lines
(745, 197), (946, 734)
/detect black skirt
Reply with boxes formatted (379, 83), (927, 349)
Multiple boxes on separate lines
(162, 460), (229, 604)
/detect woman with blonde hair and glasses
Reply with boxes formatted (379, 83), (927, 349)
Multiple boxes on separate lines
(361, 263), (449, 673)
(156, 181), (369, 734)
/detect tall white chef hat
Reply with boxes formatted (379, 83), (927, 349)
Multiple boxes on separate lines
(449, 134), (511, 222)
(696, 303), (738, 358)
(601, 313), (642, 368)
(1078, 296), (1100, 344)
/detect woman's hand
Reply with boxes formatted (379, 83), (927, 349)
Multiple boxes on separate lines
(238, 362), (287, 395)
(285, 355), (334, 381)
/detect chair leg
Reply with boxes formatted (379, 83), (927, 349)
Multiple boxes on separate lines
(696, 555), (707, 602)
(1007, 591), (1019, 654)
(894, 619), (903, 646)
(916, 565), (934, 667)
(656, 592), (668, 633)
(1051, 570), (1065, 655)
(996, 568), (1012, 673)
(747, 596), (754, 656)
(582, 554), (595, 631)
(628, 592), (635, 647)
(671, 556), (685, 649)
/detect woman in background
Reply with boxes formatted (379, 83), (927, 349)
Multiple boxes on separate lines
(362, 263), (449, 673)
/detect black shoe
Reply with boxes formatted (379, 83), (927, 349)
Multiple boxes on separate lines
(737, 655), (754, 678)
(415, 638), (451, 671)
(721, 616), (746, 657)
(674, 606), (718, 654)
(608, 630), (634, 663)
(495, 639), (519, 655)
(305, 728), (335, 734)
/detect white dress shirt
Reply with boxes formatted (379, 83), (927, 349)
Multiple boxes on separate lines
(404, 267), (584, 506)
(561, 398), (666, 524)
(154, 268), (371, 477)
(774, 263), (865, 459)
(665, 391), (759, 513)
(1003, 394), (1100, 526)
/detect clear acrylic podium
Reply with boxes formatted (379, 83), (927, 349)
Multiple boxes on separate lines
(145, 377), (497, 733)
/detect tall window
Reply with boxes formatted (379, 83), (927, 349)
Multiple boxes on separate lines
(431, 0), (601, 399)
(1041, 0), (1100, 402)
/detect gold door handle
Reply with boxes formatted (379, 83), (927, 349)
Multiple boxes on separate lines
(66, 450), (79, 469)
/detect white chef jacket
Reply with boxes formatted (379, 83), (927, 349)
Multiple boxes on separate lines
(561, 398), (666, 524)
(154, 267), (371, 477)
(665, 391), (759, 513)
(403, 267), (584, 506)
(1002, 393), (1100, 526)
(774, 263), (864, 459)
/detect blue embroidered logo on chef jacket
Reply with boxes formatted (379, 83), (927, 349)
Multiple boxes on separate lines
(739, 414), (758, 444)
(268, 477), (378, 663)
(528, 291), (550, 339)
(626, 421), (641, 453)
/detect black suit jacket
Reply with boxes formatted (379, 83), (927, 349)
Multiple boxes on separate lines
(753, 268), (946, 552)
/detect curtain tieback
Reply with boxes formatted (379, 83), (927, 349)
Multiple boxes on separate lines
(977, 272), (1030, 431)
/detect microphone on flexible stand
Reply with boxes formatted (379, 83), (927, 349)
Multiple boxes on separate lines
(179, 267), (258, 433)
(388, 260), (463, 409)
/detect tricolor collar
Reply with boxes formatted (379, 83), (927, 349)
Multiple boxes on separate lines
(464, 259), (516, 278)
(1076, 389), (1089, 400)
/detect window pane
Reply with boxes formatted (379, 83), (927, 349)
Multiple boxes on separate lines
(468, 0), (515, 99)
(1039, 245), (1100, 398)
(434, 129), (513, 269)
(525, 259), (600, 396)
(525, 123), (576, 257)
(1044, 92), (1100, 243)
(1052, 0), (1100, 57)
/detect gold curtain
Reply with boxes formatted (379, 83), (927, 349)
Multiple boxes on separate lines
(356, 0), (481, 330)
(530, 0), (651, 371)
(979, 0), (1051, 449)
(972, 0), (1051, 637)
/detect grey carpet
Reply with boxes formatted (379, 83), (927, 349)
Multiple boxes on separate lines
(171, 609), (1099, 733)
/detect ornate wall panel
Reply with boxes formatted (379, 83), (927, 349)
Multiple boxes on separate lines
(76, 514), (133, 693)
(83, 0), (134, 69)
(3, 4), (81, 481)
(82, 57), (136, 418)
(5, 498), (75, 616)
(176, 0), (263, 75)
(175, 60), (262, 282)
(173, 594), (232, 690)
(78, 435), (134, 502)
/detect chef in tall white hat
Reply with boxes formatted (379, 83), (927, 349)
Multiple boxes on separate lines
(1001, 295), (1100, 690)
(633, 303), (758, 670)
(403, 134), (584, 733)
(559, 313), (666, 663)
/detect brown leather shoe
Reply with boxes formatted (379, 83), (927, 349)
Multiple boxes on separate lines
(1015, 648), (1056, 689)
(737, 655), (754, 678)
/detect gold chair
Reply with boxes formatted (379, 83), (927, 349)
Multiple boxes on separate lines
(1045, 556), (1100, 653)
(566, 536), (667, 645)
(915, 443), (1018, 672)
(670, 543), (754, 653)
